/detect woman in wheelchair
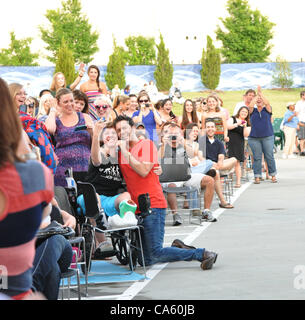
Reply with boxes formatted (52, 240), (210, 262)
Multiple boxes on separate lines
(77, 118), (133, 258)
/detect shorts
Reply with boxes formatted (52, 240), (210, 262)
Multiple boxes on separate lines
(297, 122), (305, 140)
(161, 173), (205, 191)
(77, 194), (120, 217)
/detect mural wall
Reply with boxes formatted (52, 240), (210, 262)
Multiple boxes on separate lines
(0, 62), (304, 97)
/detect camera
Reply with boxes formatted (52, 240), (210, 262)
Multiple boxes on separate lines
(145, 104), (150, 108)
(169, 135), (178, 141)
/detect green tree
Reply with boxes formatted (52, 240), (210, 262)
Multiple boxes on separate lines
(272, 56), (294, 88)
(200, 36), (221, 90)
(0, 32), (39, 66)
(105, 38), (126, 90)
(39, 0), (99, 64)
(216, 0), (275, 63)
(125, 36), (156, 65)
(54, 38), (78, 85)
(154, 33), (173, 92)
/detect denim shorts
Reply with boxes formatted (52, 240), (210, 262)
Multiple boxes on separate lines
(77, 194), (120, 217)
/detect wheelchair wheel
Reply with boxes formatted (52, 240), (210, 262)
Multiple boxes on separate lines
(111, 231), (129, 266)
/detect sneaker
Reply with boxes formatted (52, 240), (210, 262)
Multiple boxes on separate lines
(301, 152), (305, 156)
(282, 154), (288, 159)
(288, 154), (297, 159)
(173, 213), (182, 226)
(202, 209), (217, 222)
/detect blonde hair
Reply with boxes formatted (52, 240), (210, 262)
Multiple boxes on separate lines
(206, 95), (221, 112)
(94, 94), (112, 107)
(8, 83), (23, 109)
(50, 72), (66, 92)
(37, 93), (53, 119)
(113, 95), (130, 110)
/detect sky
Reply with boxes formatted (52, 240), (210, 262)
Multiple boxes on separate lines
(0, 0), (304, 66)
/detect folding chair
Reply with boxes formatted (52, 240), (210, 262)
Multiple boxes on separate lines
(272, 117), (285, 152)
(77, 182), (147, 279)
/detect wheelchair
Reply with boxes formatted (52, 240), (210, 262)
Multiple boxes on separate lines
(55, 169), (148, 275)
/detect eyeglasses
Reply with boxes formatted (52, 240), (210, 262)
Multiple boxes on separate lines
(26, 103), (35, 108)
(139, 99), (149, 103)
(95, 105), (110, 110)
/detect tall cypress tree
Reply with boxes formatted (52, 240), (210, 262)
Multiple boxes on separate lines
(200, 36), (221, 90)
(105, 38), (126, 91)
(154, 33), (173, 92)
(54, 38), (78, 85)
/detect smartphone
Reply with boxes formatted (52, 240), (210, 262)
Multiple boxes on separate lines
(74, 125), (87, 132)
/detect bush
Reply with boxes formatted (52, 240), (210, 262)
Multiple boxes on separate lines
(154, 33), (173, 92)
(105, 39), (126, 91)
(200, 36), (221, 90)
(272, 56), (294, 89)
(54, 38), (78, 85)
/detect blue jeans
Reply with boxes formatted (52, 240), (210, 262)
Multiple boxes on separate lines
(141, 208), (204, 266)
(248, 136), (277, 178)
(32, 235), (73, 300)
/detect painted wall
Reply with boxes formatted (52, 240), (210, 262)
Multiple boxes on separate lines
(1, 62), (304, 97)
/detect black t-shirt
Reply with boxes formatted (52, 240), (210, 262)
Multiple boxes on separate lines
(85, 153), (123, 196)
(198, 136), (225, 163)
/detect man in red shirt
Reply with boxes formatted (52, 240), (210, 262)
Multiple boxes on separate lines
(113, 115), (218, 270)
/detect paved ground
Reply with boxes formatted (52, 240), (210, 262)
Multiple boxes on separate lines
(69, 150), (305, 300)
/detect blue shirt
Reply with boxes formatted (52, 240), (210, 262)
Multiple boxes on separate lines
(132, 110), (158, 142)
(199, 136), (225, 163)
(283, 110), (299, 128)
(249, 107), (274, 138)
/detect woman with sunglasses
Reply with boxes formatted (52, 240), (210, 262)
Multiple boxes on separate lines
(132, 92), (162, 143)
(80, 65), (108, 121)
(93, 95), (115, 123)
(45, 88), (94, 187)
(36, 94), (54, 123)
(25, 96), (39, 117)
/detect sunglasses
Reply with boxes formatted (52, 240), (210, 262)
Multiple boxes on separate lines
(95, 105), (109, 110)
(139, 99), (149, 103)
(26, 103), (35, 108)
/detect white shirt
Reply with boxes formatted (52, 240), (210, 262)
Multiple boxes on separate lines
(295, 99), (305, 122)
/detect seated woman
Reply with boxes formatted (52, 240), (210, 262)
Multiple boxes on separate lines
(0, 77), (55, 300)
(77, 118), (132, 258)
(184, 122), (233, 209)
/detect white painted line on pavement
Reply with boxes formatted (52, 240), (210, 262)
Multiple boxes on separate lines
(116, 181), (252, 301)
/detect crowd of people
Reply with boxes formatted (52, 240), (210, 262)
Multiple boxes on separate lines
(1, 63), (304, 300)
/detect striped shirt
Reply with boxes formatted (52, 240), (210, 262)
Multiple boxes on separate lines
(0, 160), (54, 278)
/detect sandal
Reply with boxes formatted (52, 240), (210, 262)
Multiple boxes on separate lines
(254, 178), (260, 184)
(219, 203), (234, 209)
(271, 177), (278, 183)
(234, 184), (241, 188)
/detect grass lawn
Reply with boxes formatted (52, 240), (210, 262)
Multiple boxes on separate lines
(172, 88), (305, 119)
